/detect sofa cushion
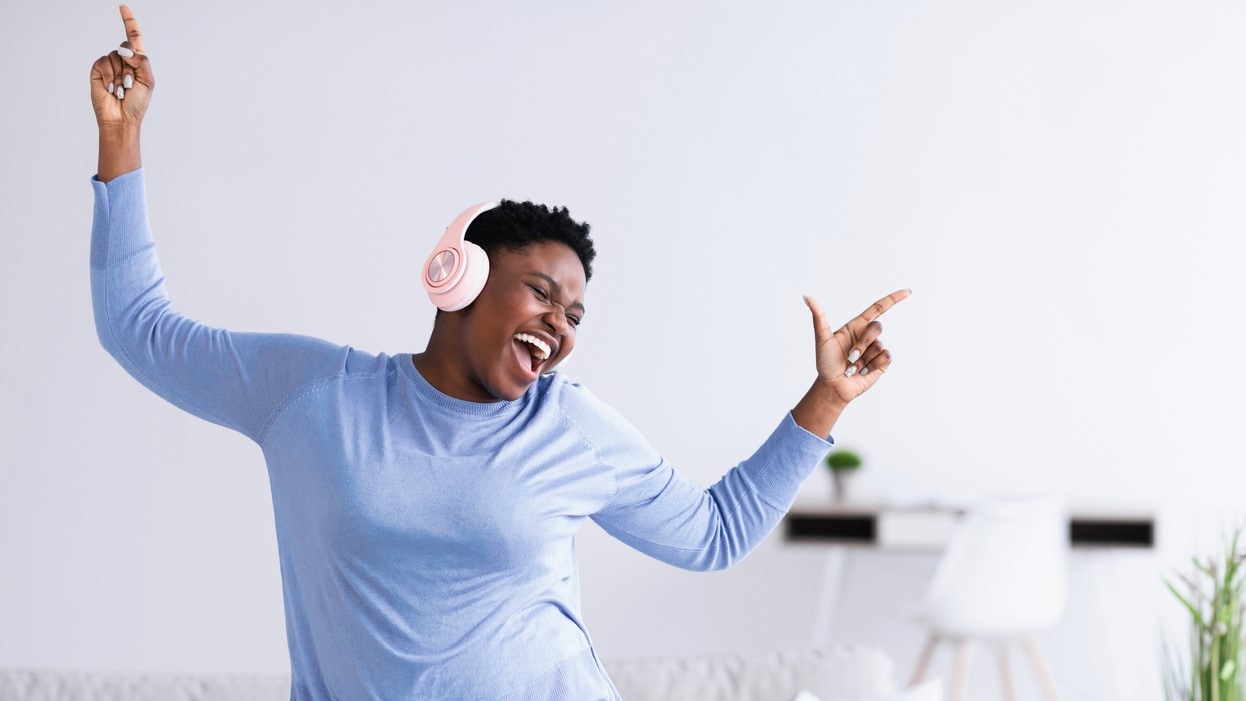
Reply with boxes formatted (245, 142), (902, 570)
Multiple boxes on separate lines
(0, 670), (289, 701)
(1, 647), (897, 701)
(801, 679), (944, 701)
(603, 646), (897, 701)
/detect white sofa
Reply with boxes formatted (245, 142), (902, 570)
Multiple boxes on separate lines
(0, 647), (905, 701)
(608, 647), (900, 700)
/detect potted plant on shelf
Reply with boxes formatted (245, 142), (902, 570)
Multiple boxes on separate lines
(825, 449), (863, 503)
(1162, 527), (1246, 701)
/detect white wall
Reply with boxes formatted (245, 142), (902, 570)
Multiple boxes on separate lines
(3, 0), (1245, 698)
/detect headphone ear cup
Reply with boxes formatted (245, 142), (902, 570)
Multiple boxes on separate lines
(433, 241), (490, 312)
(423, 200), (500, 311)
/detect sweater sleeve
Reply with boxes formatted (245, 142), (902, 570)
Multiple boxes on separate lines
(570, 385), (833, 571)
(90, 169), (354, 443)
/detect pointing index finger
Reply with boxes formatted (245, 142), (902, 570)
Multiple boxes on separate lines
(120, 5), (144, 54)
(847, 289), (911, 330)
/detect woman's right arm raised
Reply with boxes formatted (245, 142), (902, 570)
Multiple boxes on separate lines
(89, 7), (354, 443)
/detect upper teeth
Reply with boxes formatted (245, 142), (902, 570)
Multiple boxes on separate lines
(514, 333), (551, 361)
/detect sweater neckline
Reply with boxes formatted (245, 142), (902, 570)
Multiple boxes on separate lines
(398, 353), (528, 417)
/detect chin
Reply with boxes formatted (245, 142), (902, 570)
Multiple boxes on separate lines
(486, 380), (531, 402)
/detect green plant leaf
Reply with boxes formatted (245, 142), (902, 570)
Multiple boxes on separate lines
(1198, 557), (1218, 579)
(1172, 525), (1246, 701)
(1168, 577), (1210, 630)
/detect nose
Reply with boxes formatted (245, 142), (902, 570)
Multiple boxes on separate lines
(542, 308), (570, 338)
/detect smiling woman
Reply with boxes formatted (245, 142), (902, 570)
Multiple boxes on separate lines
(420, 239), (586, 401)
(415, 201), (595, 402)
(88, 6), (907, 700)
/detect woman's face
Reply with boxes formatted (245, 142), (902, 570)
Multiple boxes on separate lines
(454, 241), (587, 402)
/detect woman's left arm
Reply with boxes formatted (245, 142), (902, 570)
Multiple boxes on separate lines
(590, 412), (836, 571)
(588, 290), (909, 571)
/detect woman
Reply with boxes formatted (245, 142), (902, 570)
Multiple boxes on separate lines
(90, 6), (908, 699)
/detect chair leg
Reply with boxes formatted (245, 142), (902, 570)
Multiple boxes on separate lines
(997, 644), (1017, 701)
(1024, 638), (1060, 701)
(910, 634), (940, 686)
(950, 639), (975, 701)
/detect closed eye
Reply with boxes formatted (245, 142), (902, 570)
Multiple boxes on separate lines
(528, 281), (581, 327)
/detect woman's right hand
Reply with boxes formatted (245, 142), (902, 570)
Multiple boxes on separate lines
(90, 5), (154, 131)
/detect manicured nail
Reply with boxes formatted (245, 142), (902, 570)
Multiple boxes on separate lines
(847, 349), (861, 363)
(845, 366), (857, 377)
(107, 81), (114, 94)
(116, 86), (125, 100)
(117, 47), (135, 58)
(860, 367), (870, 376)
(123, 74), (133, 89)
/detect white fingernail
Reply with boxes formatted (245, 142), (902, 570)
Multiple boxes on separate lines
(860, 367), (870, 376)
(116, 86), (125, 100)
(107, 81), (114, 94)
(117, 47), (135, 58)
(847, 349), (861, 363)
(123, 74), (133, 89)
(845, 366), (857, 377)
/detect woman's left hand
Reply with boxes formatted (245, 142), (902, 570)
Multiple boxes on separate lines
(804, 289), (910, 406)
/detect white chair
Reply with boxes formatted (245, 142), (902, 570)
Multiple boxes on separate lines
(908, 496), (1068, 701)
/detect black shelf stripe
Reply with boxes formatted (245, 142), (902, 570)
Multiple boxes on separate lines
(784, 513), (1154, 548)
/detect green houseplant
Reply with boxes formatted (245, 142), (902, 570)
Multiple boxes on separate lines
(824, 449), (862, 502)
(1163, 528), (1246, 701)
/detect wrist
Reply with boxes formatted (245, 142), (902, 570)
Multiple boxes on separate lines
(98, 123), (142, 144)
(811, 376), (850, 412)
(792, 378), (849, 439)
(97, 125), (142, 183)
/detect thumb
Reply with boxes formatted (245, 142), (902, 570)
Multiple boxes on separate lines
(804, 294), (833, 345)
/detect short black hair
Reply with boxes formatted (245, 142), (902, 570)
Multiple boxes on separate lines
(466, 199), (596, 281)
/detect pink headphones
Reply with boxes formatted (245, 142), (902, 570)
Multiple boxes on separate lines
(422, 200), (501, 311)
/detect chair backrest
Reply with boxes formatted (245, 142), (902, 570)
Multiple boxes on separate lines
(917, 496), (1069, 638)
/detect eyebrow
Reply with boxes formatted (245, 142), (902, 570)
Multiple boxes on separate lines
(528, 272), (586, 313)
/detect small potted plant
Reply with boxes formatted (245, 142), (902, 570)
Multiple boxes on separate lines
(825, 449), (863, 502)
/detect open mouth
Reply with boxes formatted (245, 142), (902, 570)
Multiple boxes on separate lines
(513, 333), (552, 374)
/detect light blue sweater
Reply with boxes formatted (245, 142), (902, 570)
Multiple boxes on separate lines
(90, 169), (833, 700)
